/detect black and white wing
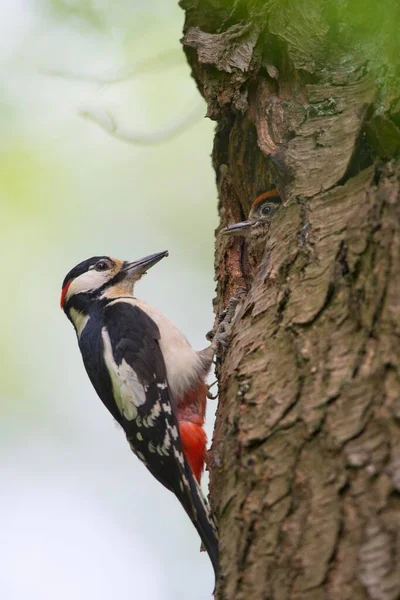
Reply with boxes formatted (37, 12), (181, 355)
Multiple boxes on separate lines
(102, 300), (218, 577)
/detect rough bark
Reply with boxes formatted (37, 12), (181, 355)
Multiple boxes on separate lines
(180, 1), (400, 599)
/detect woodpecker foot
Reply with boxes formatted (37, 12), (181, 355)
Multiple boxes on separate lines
(213, 320), (231, 351)
(213, 295), (242, 351)
(206, 290), (246, 343)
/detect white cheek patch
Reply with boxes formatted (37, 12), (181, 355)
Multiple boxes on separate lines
(102, 328), (147, 421)
(66, 269), (111, 302)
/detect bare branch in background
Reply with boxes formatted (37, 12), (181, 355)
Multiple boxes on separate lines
(41, 49), (182, 85)
(44, 48), (204, 144)
(79, 102), (204, 145)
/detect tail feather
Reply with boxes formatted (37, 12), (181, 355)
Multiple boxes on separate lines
(178, 463), (219, 581)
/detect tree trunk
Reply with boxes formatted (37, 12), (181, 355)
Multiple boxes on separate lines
(180, 2), (400, 599)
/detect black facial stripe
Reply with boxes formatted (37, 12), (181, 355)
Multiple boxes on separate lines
(106, 270), (126, 286)
(64, 291), (94, 317)
(62, 265), (127, 318)
(66, 276), (126, 316)
(62, 256), (110, 289)
(87, 269), (127, 299)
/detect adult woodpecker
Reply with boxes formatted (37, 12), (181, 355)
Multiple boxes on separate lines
(221, 189), (281, 237)
(60, 251), (228, 580)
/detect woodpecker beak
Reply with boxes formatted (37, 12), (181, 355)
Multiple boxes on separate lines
(122, 251), (169, 277)
(221, 221), (253, 236)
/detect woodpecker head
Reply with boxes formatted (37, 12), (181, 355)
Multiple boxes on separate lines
(221, 189), (281, 237)
(60, 251), (168, 320)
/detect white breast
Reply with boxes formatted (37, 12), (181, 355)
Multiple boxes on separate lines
(108, 298), (203, 399)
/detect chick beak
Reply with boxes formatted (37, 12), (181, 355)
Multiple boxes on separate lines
(221, 220), (253, 236)
(122, 250), (169, 277)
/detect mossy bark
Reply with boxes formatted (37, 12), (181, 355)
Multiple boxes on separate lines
(180, 2), (400, 599)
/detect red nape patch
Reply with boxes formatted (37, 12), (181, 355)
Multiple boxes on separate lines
(60, 280), (72, 309)
(179, 421), (207, 483)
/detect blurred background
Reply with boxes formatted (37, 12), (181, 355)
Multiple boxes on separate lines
(0, 1), (218, 598)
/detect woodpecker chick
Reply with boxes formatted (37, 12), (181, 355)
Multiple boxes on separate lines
(221, 189), (281, 237)
(61, 251), (226, 581)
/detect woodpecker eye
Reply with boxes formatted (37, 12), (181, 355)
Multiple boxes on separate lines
(94, 259), (112, 272)
(261, 204), (273, 216)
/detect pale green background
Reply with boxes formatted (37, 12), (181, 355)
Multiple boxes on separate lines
(1, 1), (218, 598)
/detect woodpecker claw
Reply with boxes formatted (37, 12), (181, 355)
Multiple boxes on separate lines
(206, 329), (215, 342)
(207, 380), (218, 400)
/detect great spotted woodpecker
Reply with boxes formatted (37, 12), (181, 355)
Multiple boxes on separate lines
(221, 189), (281, 237)
(60, 251), (227, 580)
